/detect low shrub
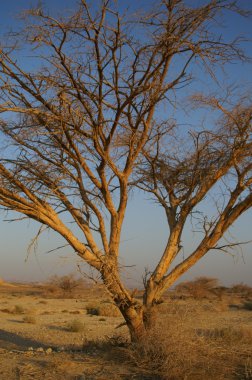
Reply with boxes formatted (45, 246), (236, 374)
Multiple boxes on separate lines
(66, 319), (86, 333)
(86, 303), (100, 315)
(197, 326), (252, 345)
(124, 319), (239, 380)
(98, 303), (121, 317)
(13, 304), (26, 314)
(243, 301), (252, 311)
(230, 283), (252, 297)
(23, 315), (36, 324)
(175, 277), (219, 299)
(86, 301), (121, 317)
(44, 274), (87, 298)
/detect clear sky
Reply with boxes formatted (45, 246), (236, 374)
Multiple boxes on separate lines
(0, 0), (251, 287)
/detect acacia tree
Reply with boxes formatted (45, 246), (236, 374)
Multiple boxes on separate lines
(139, 95), (252, 310)
(0, 0), (251, 341)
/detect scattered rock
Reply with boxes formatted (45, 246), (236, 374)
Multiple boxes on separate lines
(26, 351), (34, 356)
(36, 347), (44, 353)
(45, 347), (53, 354)
(27, 347), (33, 351)
(56, 346), (65, 352)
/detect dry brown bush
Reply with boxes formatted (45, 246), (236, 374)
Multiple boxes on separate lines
(231, 283), (252, 298)
(23, 315), (37, 324)
(43, 274), (87, 298)
(86, 301), (121, 317)
(125, 317), (251, 380)
(66, 319), (86, 333)
(243, 301), (252, 311)
(175, 277), (219, 299)
(197, 326), (252, 345)
(12, 305), (26, 314)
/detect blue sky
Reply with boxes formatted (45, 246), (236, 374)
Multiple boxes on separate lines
(0, 0), (251, 286)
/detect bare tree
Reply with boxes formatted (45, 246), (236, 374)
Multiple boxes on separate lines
(0, 0), (251, 341)
(139, 94), (252, 317)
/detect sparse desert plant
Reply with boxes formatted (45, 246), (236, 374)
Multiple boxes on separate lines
(86, 303), (100, 316)
(243, 301), (252, 311)
(23, 315), (36, 324)
(197, 326), (252, 345)
(48, 274), (84, 296)
(231, 284), (252, 298)
(236, 357), (252, 380)
(98, 302), (121, 317)
(66, 319), (86, 333)
(86, 301), (121, 317)
(124, 319), (237, 380)
(175, 277), (219, 299)
(244, 357), (252, 380)
(13, 304), (26, 314)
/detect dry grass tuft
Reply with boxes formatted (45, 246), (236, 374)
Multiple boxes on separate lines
(123, 317), (246, 380)
(23, 315), (37, 324)
(175, 277), (219, 300)
(231, 284), (252, 298)
(197, 326), (252, 345)
(13, 304), (26, 314)
(86, 301), (121, 317)
(243, 301), (252, 311)
(66, 319), (86, 333)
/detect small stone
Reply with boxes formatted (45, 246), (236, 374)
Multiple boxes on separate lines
(26, 351), (34, 356)
(36, 347), (44, 352)
(57, 346), (65, 352)
(27, 347), (33, 351)
(45, 348), (53, 354)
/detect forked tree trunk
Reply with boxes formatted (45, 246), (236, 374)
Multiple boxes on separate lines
(119, 304), (158, 342)
(101, 257), (161, 341)
(101, 261), (147, 341)
(120, 305), (146, 342)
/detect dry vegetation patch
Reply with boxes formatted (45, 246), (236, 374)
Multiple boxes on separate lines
(86, 301), (121, 317)
(0, 280), (251, 379)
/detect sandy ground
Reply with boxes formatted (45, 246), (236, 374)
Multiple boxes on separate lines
(0, 281), (251, 379)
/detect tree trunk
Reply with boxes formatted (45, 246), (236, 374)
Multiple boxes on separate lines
(120, 305), (146, 342)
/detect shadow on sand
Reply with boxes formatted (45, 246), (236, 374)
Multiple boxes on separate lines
(0, 329), (52, 350)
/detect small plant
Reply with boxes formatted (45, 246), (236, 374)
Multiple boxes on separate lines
(243, 302), (252, 311)
(197, 326), (252, 345)
(13, 304), (25, 314)
(86, 303), (99, 315)
(244, 357), (252, 380)
(230, 283), (252, 298)
(49, 274), (85, 294)
(66, 319), (86, 333)
(98, 303), (121, 317)
(175, 277), (219, 299)
(237, 357), (252, 380)
(86, 301), (121, 317)
(23, 315), (36, 324)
